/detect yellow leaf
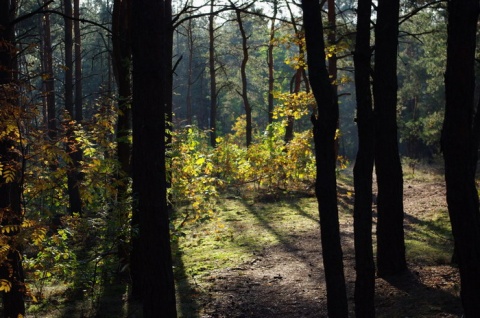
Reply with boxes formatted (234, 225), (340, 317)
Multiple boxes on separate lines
(0, 279), (11, 292)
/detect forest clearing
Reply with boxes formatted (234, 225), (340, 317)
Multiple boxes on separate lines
(172, 165), (460, 318)
(28, 164), (460, 317)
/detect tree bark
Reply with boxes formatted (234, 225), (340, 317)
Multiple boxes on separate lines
(327, 0), (340, 159)
(208, 0), (217, 147)
(112, 0), (132, 185)
(353, 0), (375, 315)
(267, 0), (277, 126)
(235, 9), (252, 147)
(185, 16), (194, 126)
(131, 0), (177, 315)
(0, 1), (26, 316)
(64, 0), (83, 215)
(302, 0), (348, 316)
(442, 0), (480, 316)
(373, 0), (407, 277)
(74, 0), (82, 123)
(40, 1), (57, 142)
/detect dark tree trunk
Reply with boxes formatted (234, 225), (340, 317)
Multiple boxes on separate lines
(284, 3), (303, 144)
(327, 0), (340, 159)
(373, 0), (406, 277)
(285, 67), (303, 143)
(73, 0), (84, 198)
(74, 0), (82, 123)
(267, 0), (277, 126)
(131, 0), (177, 315)
(235, 9), (252, 147)
(112, 0), (132, 185)
(353, 0), (375, 315)
(442, 0), (480, 316)
(64, 0), (82, 215)
(0, 1), (26, 316)
(185, 17), (194, 126)
(302, 0), (348, 316)
(208, 0), (217, 147)
(40, 1), (57, 142)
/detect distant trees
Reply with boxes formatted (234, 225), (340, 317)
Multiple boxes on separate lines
(442, 0), (480, 315)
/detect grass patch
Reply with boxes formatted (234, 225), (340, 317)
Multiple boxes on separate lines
(172, 193), (320, 317)
(174, 195), (320, 278)
(405, 210), (453, 265)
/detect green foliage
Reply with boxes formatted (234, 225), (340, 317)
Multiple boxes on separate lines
(169, 127), (222, 235)
(167, 115), (317, 239)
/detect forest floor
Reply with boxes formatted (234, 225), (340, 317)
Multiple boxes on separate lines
(173, 164), (462, 318)
(26, 164), (462, 317)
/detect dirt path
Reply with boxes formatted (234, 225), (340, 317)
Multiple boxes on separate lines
(198, 175), (462, 318)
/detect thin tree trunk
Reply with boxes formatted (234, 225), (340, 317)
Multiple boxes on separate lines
(267, 0), (277, 125)
(74, 0), (82, 123)
(284, 2), (302, 143)
(302, 0), (348, 316)
(235, 9), (252, 147)
(186, 17), (194, 126)
(353, 0), (375, 315)
(327, 0), (340, 158)
(64, 0), (82, 215)
(373, 0), (406, 277)
(43, 3), (57, 142)
(131, 0), (177, 315)
(208, 0), (217, 147)
(442, 0), (480, 315)
(112, 0), (132, 184)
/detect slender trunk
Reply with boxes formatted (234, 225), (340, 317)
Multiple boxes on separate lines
(64, 0), (82, 215)
(373, 0), (406, 277)
(284, 2), (302, 143)
(165, 0), (173, 147)
(327, 0), (339, 159)
(0, 1), (26, 316)
(236, 9), (252, 147)
(208, 0), (217, 147)
(73, 0), (84, 195)
(267, 0), (277, 125)
(353, 0), (375, 315)
(285, 68), (302, 143)
(186, 17), (193, 125)
(131, 0), (177, 315)
(42, 3), (57, 142)
(112, 0), (132, 183)
(442, 0), (480, 315)
(302, 0), (348, 316)
(74, 0), (82, 123)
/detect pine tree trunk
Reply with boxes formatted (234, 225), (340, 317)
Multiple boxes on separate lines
(267, 1), (277, 125)
(373, 0), (406, 277)
(0, 1), (26, 315)
(353, 0), (375, 315)
(112, 0), (132, 185)
(64, 0), (83, 215)
(131, 0), (177, 315)
(302, 0), (348, 316)
(208, 0), (217, 147)
(442, 0), (480, 315)
(236, 9), (252, 147)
